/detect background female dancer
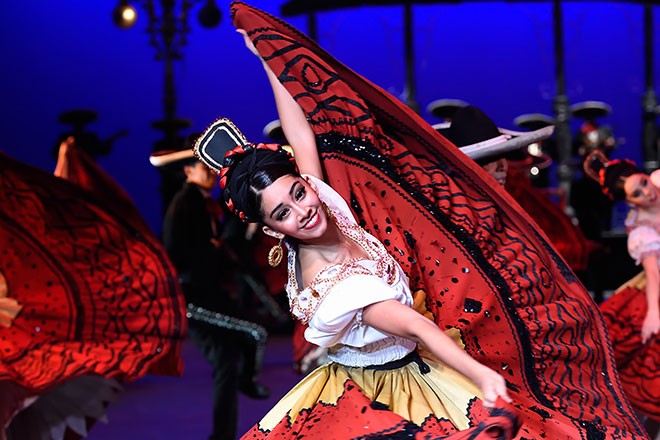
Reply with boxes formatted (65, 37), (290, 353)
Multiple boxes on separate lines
(584, 151), (659, 430)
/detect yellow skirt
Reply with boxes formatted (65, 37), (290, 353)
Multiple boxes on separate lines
(256, 346), (482, 432)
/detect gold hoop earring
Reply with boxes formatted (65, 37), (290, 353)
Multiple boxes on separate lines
(267, 239), (284, 267)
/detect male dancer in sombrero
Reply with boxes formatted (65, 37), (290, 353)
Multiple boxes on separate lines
(200, 2), (646, 438)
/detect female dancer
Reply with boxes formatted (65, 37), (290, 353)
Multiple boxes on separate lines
(584, 151), (659, 423)
(197, 2), (647, 438)
(196, 117), (516, 438)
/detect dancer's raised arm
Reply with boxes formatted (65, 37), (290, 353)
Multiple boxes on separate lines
(238, 29), (323, 180)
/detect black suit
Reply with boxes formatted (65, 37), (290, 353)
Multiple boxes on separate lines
(163, 182), (267, 440)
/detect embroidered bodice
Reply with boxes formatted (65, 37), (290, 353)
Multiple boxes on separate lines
(285, 175), (416, 367)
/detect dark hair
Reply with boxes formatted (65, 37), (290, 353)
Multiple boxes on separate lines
(584, 151), (641, 201)
(602, 161), (641, 201)
(181, 157), (200, 168)
(223, 149), (299, 222)
(158, 157), (199, 181)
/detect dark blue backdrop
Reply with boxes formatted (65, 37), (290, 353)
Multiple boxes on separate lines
(1, 1), (658, 233)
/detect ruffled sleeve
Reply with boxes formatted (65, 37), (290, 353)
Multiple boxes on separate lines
(306, 273), (411, 348)
(628, 225), (660, 265)
(650, 169), (660, 188)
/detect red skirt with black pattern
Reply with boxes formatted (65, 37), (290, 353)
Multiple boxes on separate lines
(601, 273), (659, 421)
(0, 149), (186, 433)
(232, 2), (646, 438)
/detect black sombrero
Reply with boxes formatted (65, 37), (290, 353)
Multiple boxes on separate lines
(570, 101), (612, 121)
(514, 113), (556, 132)
(263, 119), (286, 142)
(193, 118), (251, 174)
(427, 98), (469, 121)
(437, 106), (555, 164)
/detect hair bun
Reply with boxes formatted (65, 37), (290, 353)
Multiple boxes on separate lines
(583, 150), (609, 185)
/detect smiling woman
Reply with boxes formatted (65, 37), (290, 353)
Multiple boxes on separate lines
(625, 173), (659, 207)
(193, 116), (517, 439)
(195, 3), (653, 439)
(584, 151), (660, 424)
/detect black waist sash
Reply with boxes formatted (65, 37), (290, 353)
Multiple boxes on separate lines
(364, 350), (430, 374)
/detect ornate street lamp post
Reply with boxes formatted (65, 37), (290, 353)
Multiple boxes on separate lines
(112, 0), (221, 210)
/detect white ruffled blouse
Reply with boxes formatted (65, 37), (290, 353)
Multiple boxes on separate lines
(625, 207), (660, 265)
(627, 224), (660, 266)
(626, 170), (660, 266)
(285, 175), (416, 367)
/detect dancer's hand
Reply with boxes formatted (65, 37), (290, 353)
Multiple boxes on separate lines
(474, 366), (512, 409)
(237, 29), (260, 57)
(641, 311), (660, 344)
(59, 135), (75, 152)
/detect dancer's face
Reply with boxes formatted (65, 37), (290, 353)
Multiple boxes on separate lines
(482, 158), (508, 187)
(624, 173), (659, 207)
(259, 175), (328, 241)
(185, 162), (217, 190)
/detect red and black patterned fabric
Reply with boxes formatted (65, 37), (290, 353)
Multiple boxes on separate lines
(54, 140), (152, 237)
(0, 151), (186, 429)
(232, 2), (646, 439)
(505, 169), (591, 272)
(601, 276), (659, 421)
(243, 381), (520, 439)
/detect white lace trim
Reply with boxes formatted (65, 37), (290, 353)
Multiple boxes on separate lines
(286, 190), (398, 325)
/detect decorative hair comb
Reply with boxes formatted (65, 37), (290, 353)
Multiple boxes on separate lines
(582, 150), (609, 186)
(193, 117), (251, 174)
(193, 116), (297, 221)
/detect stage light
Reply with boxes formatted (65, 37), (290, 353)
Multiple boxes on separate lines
(113, 1), (137, 29)
(528, 143), (541, 156)
(197, 0), (221, 28)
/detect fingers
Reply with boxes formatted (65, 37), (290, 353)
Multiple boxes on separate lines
(482, 375), (512, 409)
(641, 326), (657, 344)
(482, 391), (510, 409)
(499, 388), (513, 403)
(236, 29), (260, 56)
(483, 397), (496, 409)
(61, 136), (75, 147)
(642, 329), (658, 344)
(58, 136), (75, 155)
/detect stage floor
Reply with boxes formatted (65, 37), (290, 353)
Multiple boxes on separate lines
(91, 334), (300, 439)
